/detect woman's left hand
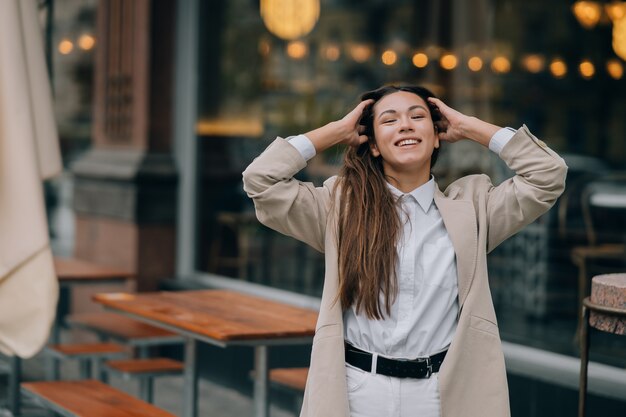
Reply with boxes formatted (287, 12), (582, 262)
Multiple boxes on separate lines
(427, 97), (501, 148)
(427, 97), (472, 143)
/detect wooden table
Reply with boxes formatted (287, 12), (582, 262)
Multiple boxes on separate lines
(50, 257), (134, 379)
(93, 290), (317, 417)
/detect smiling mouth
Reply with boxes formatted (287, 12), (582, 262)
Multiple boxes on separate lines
(395, 138), (422, 147)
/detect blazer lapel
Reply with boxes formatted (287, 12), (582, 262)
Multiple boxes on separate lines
(434, 187), (478, 309)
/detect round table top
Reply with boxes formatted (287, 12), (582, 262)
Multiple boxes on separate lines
(589, 273), (626, 335)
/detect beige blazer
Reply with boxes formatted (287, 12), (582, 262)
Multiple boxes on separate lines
(243, 126), (567, 417)
(0, 0), (61, 358)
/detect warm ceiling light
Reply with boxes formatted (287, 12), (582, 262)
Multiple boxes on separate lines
(579, 59), (595, 78)
(286, 40), (308, 59)
(260, 0), (320, 40)
(349, 44), (372, 63)
(440, 54), (458, 70)
(78, 34), (95, 50)
(613, 14), (626, 60)
(521, 54), (546, 73)
(550, 58), (568, 78)
(412, 52), (428, 68)
(381, 50), (398, 66)
(572, 1), (603, 29)
(58, 39), (74, 55)
(467, 56), (483, 71)
(606, 58), (624, 79)
(605, 2), (626, 22)
(491, 56), (511, 73)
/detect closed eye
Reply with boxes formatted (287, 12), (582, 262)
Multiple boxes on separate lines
(411, 116), (424, 120)
(382, 119), (396, 124)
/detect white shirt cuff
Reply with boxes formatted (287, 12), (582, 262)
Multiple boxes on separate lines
(287, 134), (316, 161)
(488, 127), (517, 156)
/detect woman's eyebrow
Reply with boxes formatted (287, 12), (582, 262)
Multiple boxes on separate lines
(377, 105), (428, 119)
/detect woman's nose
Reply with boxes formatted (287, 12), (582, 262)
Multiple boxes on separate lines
(398, 116), (414, 132)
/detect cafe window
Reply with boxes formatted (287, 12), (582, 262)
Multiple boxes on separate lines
(190, 0), (626, 367)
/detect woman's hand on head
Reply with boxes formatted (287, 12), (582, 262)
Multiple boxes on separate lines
(337, 99), (374, 147)
(305, 99), (373, 153)
(427, 97), (473, 143)
(427, 97), (501, 148)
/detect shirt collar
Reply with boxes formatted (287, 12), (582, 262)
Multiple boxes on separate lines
(386, 175), (435, 213)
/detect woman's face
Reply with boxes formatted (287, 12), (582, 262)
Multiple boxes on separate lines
(369, 91), (439, 175)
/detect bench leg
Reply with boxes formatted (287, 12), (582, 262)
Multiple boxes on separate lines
(79, 360), (91, 379)
(139, 377), (154, 403)
(94, 359), (108, 383)
(138, 346), (150, 359)
(46, 357), (60, 381)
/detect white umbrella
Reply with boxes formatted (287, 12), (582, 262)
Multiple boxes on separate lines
(0, 0), (62, 358)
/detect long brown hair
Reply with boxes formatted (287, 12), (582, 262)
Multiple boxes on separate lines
(336, 85), (441, 320)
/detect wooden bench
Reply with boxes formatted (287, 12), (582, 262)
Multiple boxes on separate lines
(21, 380), (176, 417)
(105, 358), (184, 403)
(267, 368), (308, 413)
(46, 343), (127, 380)
(66, 312), (184, 356)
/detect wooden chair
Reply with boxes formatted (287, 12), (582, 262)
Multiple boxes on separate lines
(21, 380), (176, 417)
(208, 211), (262, 278)
(105, 358), (184, 403)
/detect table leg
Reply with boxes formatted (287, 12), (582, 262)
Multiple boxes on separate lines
(253, 346), (269, 417)
(8, 356), (21, 416)
(183, 338), (198, 417)
(578, 305), (590, 417)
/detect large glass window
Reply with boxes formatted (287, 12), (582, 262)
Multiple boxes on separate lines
(193, 0), (626, 366)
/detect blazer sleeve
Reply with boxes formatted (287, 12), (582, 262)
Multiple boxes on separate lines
(242, 137), (334, 253)
(480, 125), (568, 252)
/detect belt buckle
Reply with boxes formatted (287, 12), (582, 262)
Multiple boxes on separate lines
(414, 356), (432, 378)
(425, 357), (433, 378)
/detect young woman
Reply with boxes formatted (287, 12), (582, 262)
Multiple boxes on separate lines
(243, 85), (567, 417)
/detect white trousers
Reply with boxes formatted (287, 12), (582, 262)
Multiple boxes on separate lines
(346, 363), (442, 417)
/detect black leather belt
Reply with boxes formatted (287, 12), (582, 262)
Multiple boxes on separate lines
(344, 342), (446, 379)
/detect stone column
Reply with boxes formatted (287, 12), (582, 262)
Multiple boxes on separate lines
(72, 0), (178, 292)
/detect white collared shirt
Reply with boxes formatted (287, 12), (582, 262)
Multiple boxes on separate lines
(288, 128), (515, 359)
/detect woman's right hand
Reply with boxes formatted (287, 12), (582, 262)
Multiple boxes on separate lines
(336, 99), (374, 147)
(306, 99), (374, 153)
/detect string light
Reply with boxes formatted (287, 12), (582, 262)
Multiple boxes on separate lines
(58, 39), (74, 55)
(491, 56), (511, 73)
(579, 59), (595, 78)
(78, 34), (96, 50)
(550, 58), (568, 78)
(572, 1), (603, 29)
(440, 54), (458, 70)
(412, 52), (428, 68)
(381, 50), (398, 66)
(606, 58), (624, 79)
(467, 56), (483, 71)
(521, 54), (546, 73)
(349, 44), (372, 63)
(286, 41), (308, 59)
(323, 44), (341, 61)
